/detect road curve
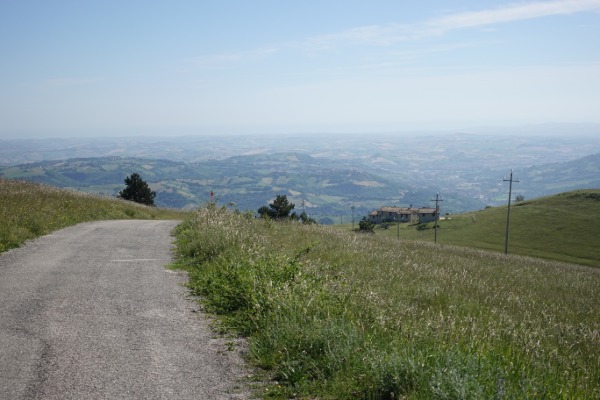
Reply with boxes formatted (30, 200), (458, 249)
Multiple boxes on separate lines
(0, 220), (250, 400)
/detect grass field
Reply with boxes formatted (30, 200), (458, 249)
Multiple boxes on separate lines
(5, 179), (598, 398)
(373, 190), (600, 268)
(0, 178), (188, 253)
(173, 205), (600, 399)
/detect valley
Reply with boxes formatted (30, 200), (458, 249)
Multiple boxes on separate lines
(1, 131), (599, 222)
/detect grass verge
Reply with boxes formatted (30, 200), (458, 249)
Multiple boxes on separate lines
(374, 190), (600, 268)
(0, 178), (188, 253)
(173, 205), (600, 399)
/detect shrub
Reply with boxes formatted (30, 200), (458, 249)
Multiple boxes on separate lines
(358, 216), (375, 233)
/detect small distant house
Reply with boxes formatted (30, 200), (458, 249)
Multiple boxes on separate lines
(368, 206), (438, 224)
(416, 207), (438, 223)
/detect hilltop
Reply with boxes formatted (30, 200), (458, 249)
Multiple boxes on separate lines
(376, 189), (600, 267)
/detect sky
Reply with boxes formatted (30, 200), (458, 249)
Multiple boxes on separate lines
(1, 0), (600, 138)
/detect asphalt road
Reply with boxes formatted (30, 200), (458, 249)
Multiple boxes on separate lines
(0, 220), (250, 400)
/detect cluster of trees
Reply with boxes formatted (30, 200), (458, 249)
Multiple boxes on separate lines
(257, 195), (316, 224)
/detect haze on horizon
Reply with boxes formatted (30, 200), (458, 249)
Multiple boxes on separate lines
(1, 1), (600, 139)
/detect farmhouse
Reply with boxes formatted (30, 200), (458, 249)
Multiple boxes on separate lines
(368, 206), (438, 224)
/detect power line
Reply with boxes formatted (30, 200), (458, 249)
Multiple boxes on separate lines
(503, 170), (519, 255)
(431, 193), (444, 243)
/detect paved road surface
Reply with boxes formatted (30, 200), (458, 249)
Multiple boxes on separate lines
(0, 220), (250, 400)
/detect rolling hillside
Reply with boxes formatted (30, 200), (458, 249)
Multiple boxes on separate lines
(2, 151), (599, 219)
(377, 189), (600, 267)
(0, 155), (448, 218)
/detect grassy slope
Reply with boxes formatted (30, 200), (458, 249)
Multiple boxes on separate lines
(0, 178), (189, 253)
(375, 189), (600, 267)
(173, 206), (600, 399)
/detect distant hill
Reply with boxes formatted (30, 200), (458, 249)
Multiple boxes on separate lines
(1, 151), (598, 219)
(383, 189), (600, 267)
(518, 153), (600, 198)
(0, 155), (443, 219)
(2, 133), (599, 216)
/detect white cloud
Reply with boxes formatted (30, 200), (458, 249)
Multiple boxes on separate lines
(191, 1), (600, 72)
(302, 25), (413, 50)
(428, 0), (600, 33)
(302, 0), (600, 50)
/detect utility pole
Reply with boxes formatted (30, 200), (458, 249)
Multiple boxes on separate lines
(503, 170), (519, 255)
(351, 206), (355, 230)
(431, 193), (444, 243)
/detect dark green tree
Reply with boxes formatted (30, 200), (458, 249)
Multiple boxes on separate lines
(258, 194), (295, 220)
(118, 173), (156, 206)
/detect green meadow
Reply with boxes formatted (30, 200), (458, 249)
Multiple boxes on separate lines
(0, 178), (188, 253)
(173, 204), (600, 399)
(374, 190), (600, 268)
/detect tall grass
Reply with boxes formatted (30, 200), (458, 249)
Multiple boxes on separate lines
(0, 178), (187, 253)
(173, 205), (600, 399)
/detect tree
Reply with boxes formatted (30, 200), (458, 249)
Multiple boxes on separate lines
(257, 195), (317, 224)
(515, 194), (525, 202)
(271, 195), (295, 219)
(357, 217), (375, 233)
(258, 194), (295, 219)
(258, 194), (295, 220)
(118, 173), (156, 206)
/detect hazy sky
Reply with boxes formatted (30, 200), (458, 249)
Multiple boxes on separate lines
(1, 0), (600, 137)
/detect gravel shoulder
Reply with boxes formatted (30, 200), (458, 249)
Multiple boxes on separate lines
(0, 220), (252, 400)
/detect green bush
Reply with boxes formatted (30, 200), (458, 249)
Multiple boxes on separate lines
(358, 216), (375, 233)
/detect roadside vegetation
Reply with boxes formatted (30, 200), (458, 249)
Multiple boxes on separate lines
(373, 190), (600, 268)
(173, 204), (600, 399)
(0, 178), (188, 253)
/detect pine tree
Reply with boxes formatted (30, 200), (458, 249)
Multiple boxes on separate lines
(257, 194), (295, 220)
(118, 173), (156, 206)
